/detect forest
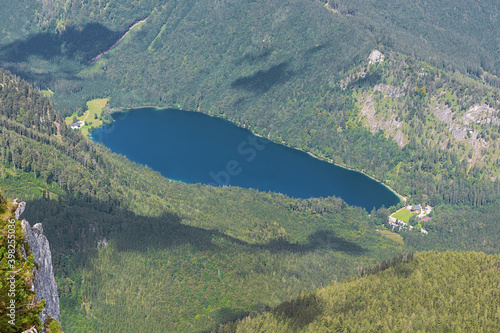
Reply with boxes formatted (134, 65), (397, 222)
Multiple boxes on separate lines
(1, 57), (499, 332)
(2, 0), (499, 208)
(0, 0), (500, 331)
(0, 69), (405, 332)
(214, 251), (500, 332)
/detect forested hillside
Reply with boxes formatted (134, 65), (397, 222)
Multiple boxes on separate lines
(215, 251), (500, 332)
(350, 55), (500, 206)
(404, 199), (500, 254)
(1, 0), (500, 331)
(1, 0), (499, 208)
(0, 70), (404, 332)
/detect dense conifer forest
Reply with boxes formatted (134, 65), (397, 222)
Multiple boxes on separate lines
(214, 251), (500, 332)
(0, 0), (500, 331)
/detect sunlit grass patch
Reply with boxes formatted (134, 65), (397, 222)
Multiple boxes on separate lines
(377, 229), (404, 245)
(391, 208), (416, 223)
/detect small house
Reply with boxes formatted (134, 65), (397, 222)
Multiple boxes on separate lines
(70, 121), (84, 129)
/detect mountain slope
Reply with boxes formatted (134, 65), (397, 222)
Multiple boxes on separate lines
(0, 69), (405, 332)
(1, 0), (499, 208)
(1, 1), (500, 331)
(215, 251), (500, 332)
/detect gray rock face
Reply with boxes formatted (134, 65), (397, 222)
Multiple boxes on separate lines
(15, 200), (25, 220)
(20, 204), (61, 325)
(368, 49), (385, 64)
(374, 84), (405, 98)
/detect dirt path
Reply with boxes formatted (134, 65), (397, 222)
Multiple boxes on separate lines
(82, 110), (90, 122)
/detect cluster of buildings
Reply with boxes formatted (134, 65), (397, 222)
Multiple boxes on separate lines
(387, 216), (413, 231)
(386, 204), (431, 234)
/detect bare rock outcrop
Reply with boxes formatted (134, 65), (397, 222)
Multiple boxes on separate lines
(358, 92), (406, 147)
(368, 49), (385, 64)
(16, 201), (61, 328)
(374, 84), (405, 98)
(462, 104), (500, 126)
(432, 101), (497, 165)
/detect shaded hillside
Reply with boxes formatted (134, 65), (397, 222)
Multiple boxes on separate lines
(215, 251), (500, 332)
(0, 70), (404, 332)
(22, 198), (403, 333)
(329, 0), (500, 76)
(7, 0), (499, 75)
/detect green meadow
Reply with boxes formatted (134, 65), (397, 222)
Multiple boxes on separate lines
(391, 208), (417, 223)
(65, 98), (109, 137)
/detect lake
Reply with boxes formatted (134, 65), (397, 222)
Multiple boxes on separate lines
(91, 108), (400, 210)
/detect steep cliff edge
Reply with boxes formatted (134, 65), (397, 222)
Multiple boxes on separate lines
(18, 206), (61, 327)
(1, 199), (63, 332)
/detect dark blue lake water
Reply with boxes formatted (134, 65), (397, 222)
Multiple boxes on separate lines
(91, 108), (400, 210)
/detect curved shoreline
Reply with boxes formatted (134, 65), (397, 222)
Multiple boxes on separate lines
(249, 131), (406, 205)
(105, 105), (406, 205)
(297, 148), (405, 204)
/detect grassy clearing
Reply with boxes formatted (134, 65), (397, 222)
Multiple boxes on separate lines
(148, 22), (167, 51)
(65, 98), (108, 137)
(391, 208), (416, 223)
(40, 89), (54, 98)
(78, 58), (109, 78)
(377, 229), (404, 245)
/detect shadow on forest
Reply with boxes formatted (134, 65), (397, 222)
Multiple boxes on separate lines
(261, 230), (367, 255)
(234, 47), (273, 65)
(231, 62), (295, 94)
(273, 293), (324, 330)
(0, 23), (122, 63)
(230, 39), (335, 95)
(197, 307), (253, 333)
(113, 221), (367, 255)
(23, 198), (360, 331)
(0, 23), (123, 88)
(24, 198), (366, 257)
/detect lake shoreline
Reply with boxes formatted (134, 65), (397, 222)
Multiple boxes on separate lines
(105, 105), (406, 206)
(252, 131), (406, 206)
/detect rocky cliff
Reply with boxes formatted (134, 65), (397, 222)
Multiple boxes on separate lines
(15, 200), (61, 329)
